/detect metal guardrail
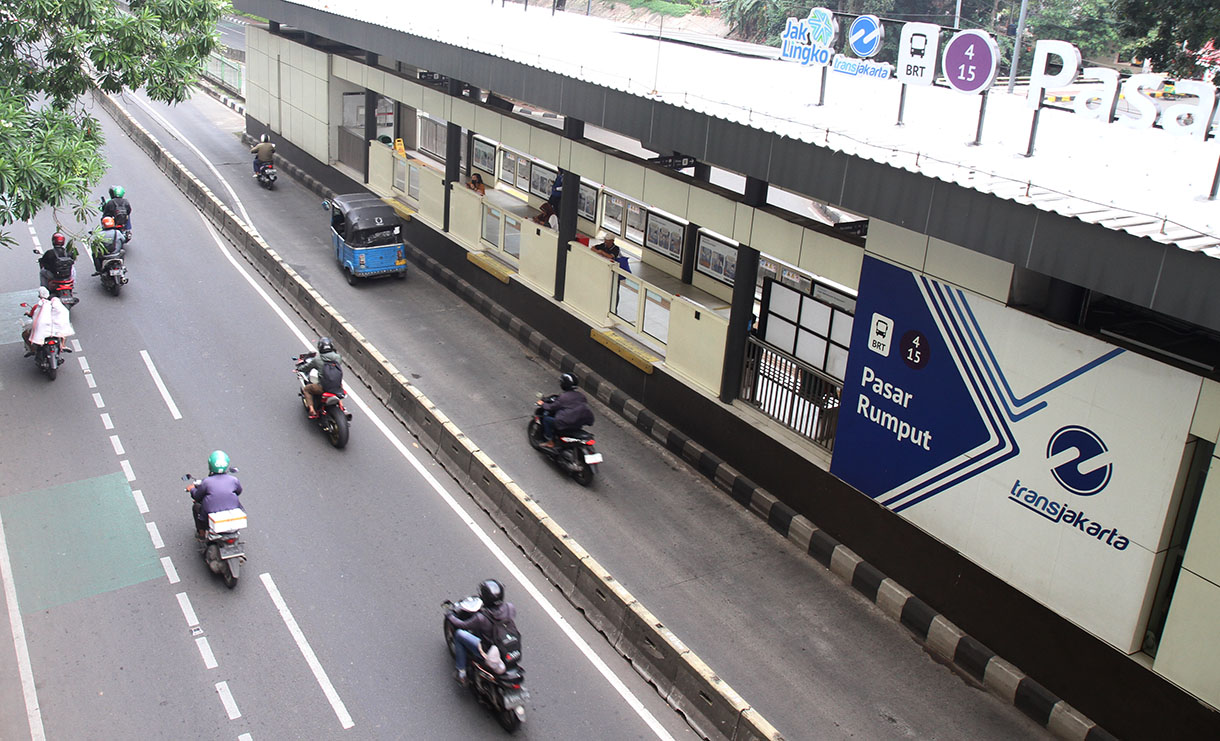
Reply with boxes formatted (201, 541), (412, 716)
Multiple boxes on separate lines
(740, 336), (841, 452)
(202, 52), (244, 97)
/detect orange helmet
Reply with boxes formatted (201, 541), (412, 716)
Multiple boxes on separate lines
(101, 216), (115, 228)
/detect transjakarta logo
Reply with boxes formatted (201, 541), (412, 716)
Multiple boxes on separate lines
(1046, 425), (1112, 496)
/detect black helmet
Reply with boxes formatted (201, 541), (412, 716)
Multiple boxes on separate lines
(559, 373), (578, 391)
(317, 337), (334, 354)
(478, 579), (504, 607)
(51, 232), (66, 248)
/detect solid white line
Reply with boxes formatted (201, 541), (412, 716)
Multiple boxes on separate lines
(146, 522), (164, 549)
(133, 489), (148, 514)
(216, 681), (241, 719)
(260, 573), (354, 729)
(176, 592), (199, 627)
(161, 557), (180, 584)
(198, 211), (672, 739)
(85, 374), (97, 389)
(120, 460), (136, 482)
(110, 435), (125, 455)
(101, 413), (113, 430)
(140, 350), (183, 420)
(0, 510), (46, 740)
(197, 637), (219, 670)
(78, 356), (90, 372)
(92, 392), (104, 408)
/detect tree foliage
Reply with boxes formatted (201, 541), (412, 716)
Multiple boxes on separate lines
(0, 0), (227, 248)
(1116, 0), (1220, 82)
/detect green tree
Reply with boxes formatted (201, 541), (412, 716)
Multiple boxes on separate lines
(1116, 0), (1220, 82)
(0, 0), (227, 248)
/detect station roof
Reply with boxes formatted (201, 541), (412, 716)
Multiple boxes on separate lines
(249, 0), (1220, 331)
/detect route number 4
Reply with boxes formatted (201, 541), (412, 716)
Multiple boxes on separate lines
(957, 43), (976, 81)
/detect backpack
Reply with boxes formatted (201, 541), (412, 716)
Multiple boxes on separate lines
(52, 252), (75, 279)
(319, 360), (343, 394)
(108, 200), (130, 226)
(483, 610), (521, 667)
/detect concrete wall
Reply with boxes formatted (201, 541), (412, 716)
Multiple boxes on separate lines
(450, 184), (482, 249)
(246, 26), (329, 163)
(866, 218), (1014, 303)
(667, 297), (729, 394)
(563, 242), (613, 326)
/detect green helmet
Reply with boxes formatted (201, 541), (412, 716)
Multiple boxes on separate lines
(109, 185), (125, 199)
(207, 450), (230, 475)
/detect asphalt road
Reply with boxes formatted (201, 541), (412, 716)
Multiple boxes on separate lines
(0, 108), (696, 739)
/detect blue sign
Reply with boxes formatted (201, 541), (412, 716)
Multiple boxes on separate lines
(848, 15), (884, 59)
(1047, 425), (1112, 496)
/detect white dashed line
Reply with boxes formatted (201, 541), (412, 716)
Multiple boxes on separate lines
(100, 413), (113, 430)
(140, 350), (183, 420)
(92, 393), (104, 408)
(132, 489), (148, 514)
(161, 557), (180, 584)
(146, 522), (164, 549)
(78, 357), (90, 372)
(70, 339), (81, 352)
(238, 734), (253, 741)
(216, 681), (241, 719)
(176, 592), (199, 627)
(109, 435), (125, 455)
(120, 460), (135, 481)
(197, 637), (219, 670)
(85, 374), (96, 389)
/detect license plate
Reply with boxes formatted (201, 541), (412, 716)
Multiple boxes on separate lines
(501, 688), (529, 708)
(109, 268), (124, 276)
(395, 259), (407, 266)
(584, 453), (603, 464)
(219, 544), (245, 560)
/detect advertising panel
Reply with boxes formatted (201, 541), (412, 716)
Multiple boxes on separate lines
(830, 257), (1202, 651)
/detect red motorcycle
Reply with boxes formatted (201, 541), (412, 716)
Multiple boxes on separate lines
(293, 354), (351, 448)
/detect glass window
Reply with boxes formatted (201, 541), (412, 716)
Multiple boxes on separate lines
(613, 275), (640, 323)
(393, 156), (407, 192)
(643, 289), (671, 344)
(418, 115), (447, 160)
(408, 164), (420, 200)
(504, 216), (521, 258)
(482, 205), (501, 246)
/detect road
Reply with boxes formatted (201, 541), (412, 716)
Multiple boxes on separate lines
(0, 103), (695, 739)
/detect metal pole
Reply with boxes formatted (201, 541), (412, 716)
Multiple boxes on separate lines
(818, 66), (828, 106)
(897, 83), (907, 126)
(954, 0), (962, 29)
(1024, 106), (1041, 157)
(1006, 0), (1030, 94)
(1210, 153), (1220, 200)
(972, 90), (989, 145)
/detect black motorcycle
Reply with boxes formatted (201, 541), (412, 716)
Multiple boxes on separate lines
(527, 395), (601, 486)
(256, 161), (278, 189)
(183, 474), (246, 589)
(94, 249), (128, 296)
(20, 302), (71, 381)
(442, 596), (529, 733)
(294, 354), (351, 448)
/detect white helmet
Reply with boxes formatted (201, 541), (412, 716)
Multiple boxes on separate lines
(38, 286), (50, 299)
(260, 133), (270, 143)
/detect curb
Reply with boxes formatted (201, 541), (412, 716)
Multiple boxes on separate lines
(247, 139), (1121, 740)
(98, 91), (781, 741)
(194, 79), (246, 116)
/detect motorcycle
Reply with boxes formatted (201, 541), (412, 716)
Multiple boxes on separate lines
(442, 595), (529, 733)
(256, 161), (278, 189)
(527, 395), (601, 486)
(19, 302), (71, 381)
(94, 249), (128, 296)
(294, 353), (351, 448)
(99, 196), (133, 243)
(183, 473), (246, 589)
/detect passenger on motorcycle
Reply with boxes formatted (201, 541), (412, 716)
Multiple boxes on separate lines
(251, 133), (276, 176)
(296, 337), (343, 419)
(446, 579), (515, 686)
(101, 185), (133, 236)
(538, 373), (594, 448)
(21, 287), (73, 356)
(38, 233), (76, 290)
(92, 217), (126, 274)
(188, 451), (243, 540)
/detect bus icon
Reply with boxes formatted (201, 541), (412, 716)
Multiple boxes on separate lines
(870, 313), (894, 357)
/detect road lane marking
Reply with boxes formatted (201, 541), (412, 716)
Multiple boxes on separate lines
(140, 350), (183, 420)
(216, 681), (241, 719)
(161, 557), (180, 584)
(133, 489), (148, 514)
(146, 522), (164, 549)
(176, 592), (199, 627)
(199, 213), (672, 740)
(70, 339), (81, 352)
(93, 392), (104, 408)
(86, 373), (97, 389)
(120, 460), (136, 481)
(101, 413), (113, 429)
(197, 637), (219, 669)
(0, 509), (46, 740)
(260, 573), (354, 729)
(239, 734), (253, 741)
(110, 435), (125, 455)
(78, 357), (90, 372)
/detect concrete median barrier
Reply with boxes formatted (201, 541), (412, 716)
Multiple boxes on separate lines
(733, 708), (784, 741)
(615, 600), (688, 700)
(570, 555), (633, 646)
(669, 651), (750, 741)
(528, 517), (586, 598)
(466, 450), (510, 514)
(435, 420), (476, 482)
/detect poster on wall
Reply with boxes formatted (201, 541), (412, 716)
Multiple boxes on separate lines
(645, 211), (684, 261)
(829, 256), (1203, 652)
(472, 137), (496, 175)
(529, 162), (557, 200)
(696, 232), (738, 285)
(577, 183), (597, 221)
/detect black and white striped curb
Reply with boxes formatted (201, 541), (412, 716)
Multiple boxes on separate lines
(247, 147), (1117, 741)
(195, 80), (246, 116)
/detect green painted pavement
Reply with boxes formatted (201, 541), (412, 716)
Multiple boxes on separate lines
(0, 289), (41, 345)
(1, 472), (163, 614)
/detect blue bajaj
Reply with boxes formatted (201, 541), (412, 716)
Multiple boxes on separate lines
(324, 193), (408, 284)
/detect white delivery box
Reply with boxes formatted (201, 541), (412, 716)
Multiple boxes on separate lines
(207, 508), (247, 533)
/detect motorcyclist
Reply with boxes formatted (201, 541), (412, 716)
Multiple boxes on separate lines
(100, 186), (133, 240)
(251, 133), (276, 176)
(188, 451), (243, 540)
(38, 232), (76, 291)
(446, 579), (514, 686)
(92, 217), (126, 274)
(21, 287), (73, 356)
(296, 337), (343, 419)
(538, 373), (594, 448)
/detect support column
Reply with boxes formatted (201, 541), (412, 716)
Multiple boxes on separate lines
(554, 169), (581, 301)
(744, 175), (768, 208)
(693, 162), (711, 182)
(362, 90), (377, 183)
(680, 221), (699, 284)
(442, 78), (466, 233)
(720, 245), (760, 403)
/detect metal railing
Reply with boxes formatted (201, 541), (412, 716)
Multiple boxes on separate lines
(202, 53), (244, 97)
(740, 336), (842, 452)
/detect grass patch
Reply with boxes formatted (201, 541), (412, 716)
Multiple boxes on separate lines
(622, 0), (693, 17)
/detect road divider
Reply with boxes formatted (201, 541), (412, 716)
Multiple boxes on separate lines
(94, 86), (783, 741)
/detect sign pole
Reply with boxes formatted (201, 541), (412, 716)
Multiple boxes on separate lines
(1006, 0), (1030, 94)
(972, 90), (989, 146)
(1024, 106), (1042, 157)
(818, 66), (828, 106)
(897, 83), (907, 126)
(1210, 153), (1220, 200)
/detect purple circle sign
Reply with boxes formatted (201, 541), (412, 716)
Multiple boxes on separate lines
(942, 30), (998, 94)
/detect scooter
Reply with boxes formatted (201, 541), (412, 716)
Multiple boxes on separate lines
(94, 249), (128, 296)
(99, 196), (133, 243)
(442, 595), (529, 733)
(183, 474), (247, 589)
(527, 395), (601, 486)
(19, 303), (71, 381)
(256, 161), (278, 189)
(294, 354), (351, 448)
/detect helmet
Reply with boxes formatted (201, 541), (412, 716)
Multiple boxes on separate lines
(51, 232), (66, 247)
(207, 450), (231, 475)
(559, 372), (578, 391)
(101, 216), (115, 229)
(316, 337), (334, 354)
(38, 286), (50, 300)
(478, 579), (504, 607)
(260, 133), (270, 143)
(109, 185), (125, 199)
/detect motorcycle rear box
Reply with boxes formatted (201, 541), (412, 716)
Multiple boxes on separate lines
(208, 509), (247, 533)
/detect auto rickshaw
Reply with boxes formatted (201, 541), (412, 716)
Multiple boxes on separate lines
(324, 193), (408, 283)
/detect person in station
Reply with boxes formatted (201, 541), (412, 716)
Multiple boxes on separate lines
(547, 171), (563, 209)
(590, 233), (620, 261)
(532, 201), (558, 229)
(467, 172), (486, 195)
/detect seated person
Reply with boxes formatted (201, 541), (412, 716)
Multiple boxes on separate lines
(467, 173), (486, 195)
(532, 201), (558, 229)
(590, 235), (620, 261)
